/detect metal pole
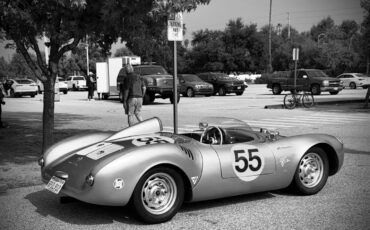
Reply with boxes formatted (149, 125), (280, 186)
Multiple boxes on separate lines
(173, 41), (178, 134)
(268, 0), (272, 72)
(86, 35), (89, 75)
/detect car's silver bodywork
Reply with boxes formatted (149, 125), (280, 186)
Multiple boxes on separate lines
(40, 117), (344, 206)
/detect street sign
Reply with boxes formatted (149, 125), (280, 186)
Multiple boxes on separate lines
(167, 12), (183, 41)
(292, 48), (299, 61)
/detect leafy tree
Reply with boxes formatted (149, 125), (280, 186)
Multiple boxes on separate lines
(0, 0), (210, 152)
(361, 0), (370, 73)
(114, 47), (133, 57)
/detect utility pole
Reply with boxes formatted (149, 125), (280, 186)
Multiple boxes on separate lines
(86, 35), (89, 75)
(287, 12), (290, 39)
(268, 0), (272, 73)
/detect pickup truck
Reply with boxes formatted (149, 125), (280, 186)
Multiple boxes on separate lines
(117, 65), (180, 105)
(266, 69), (343, 95)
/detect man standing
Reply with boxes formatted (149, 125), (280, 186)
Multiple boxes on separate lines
(122, 64), (146, 126)
(87, 72), (96, 100)
(0, 82), (6, 128)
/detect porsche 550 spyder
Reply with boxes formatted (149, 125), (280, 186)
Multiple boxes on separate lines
(39, 117), (344, 224)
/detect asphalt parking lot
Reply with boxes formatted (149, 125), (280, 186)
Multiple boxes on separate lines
(0, 84), (369, 229)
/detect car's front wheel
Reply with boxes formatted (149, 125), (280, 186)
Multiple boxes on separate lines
(186, 88), (194, 97)
(132, 167), (184, 224)
(290, 147), (329, 195)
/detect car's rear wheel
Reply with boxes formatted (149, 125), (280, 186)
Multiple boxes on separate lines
(186, 88), (194, 97)
(290, 147), (329, 195)
(349, 82), (356, 89)
(272, 84), (282, 95)
(218, 87), (226, 96)
(132, 167), (184, 224)
(311, 84), (321, 95)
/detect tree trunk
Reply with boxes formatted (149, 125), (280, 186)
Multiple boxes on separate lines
(41, 62), (57, 153)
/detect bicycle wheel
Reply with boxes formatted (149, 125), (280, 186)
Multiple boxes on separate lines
(284, 94), (296, 109)
(302, 93), (314, 108)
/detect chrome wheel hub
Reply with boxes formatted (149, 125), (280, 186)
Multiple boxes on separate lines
(141, 172), (177, 215)
(298, 152), (324, 188)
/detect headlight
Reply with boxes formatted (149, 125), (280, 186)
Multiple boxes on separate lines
(38, 157), (44, 167)
(86, 174), (95, 186)
(146, 78), (155, 86)
(322, 80), (329, 87)
(195, 85), (201, 89)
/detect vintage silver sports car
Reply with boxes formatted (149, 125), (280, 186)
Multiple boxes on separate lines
(39, 117), (344, 224)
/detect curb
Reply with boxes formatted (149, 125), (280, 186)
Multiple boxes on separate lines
(264, 99), (365, 109)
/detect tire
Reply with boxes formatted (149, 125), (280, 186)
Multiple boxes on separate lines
(218, 87), (226, 96)
(236, 91), (243, 96)
(349, 82), (356, 89)
(329, 91), (339, 95)
(31, 94), (36, 98)
(102, 94), (109, 100)
(170, 93), (180, 104)
(302, 93), (314, 108)
(143, 93), (151, 105)
(186, 88), (194, 97)
(10, 89), (15, 98)
(63, 90), (68, 95)
(272, 84), (282, 95)
(311, 84), (321, 95)
(290, 147), (329, 195)
(132, 167), (184, 224)
(284, 94), (296, 109)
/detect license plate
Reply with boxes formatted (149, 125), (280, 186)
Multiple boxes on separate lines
(46, 176), (65, 194)
(237, 86), (241, 89)
(334, 87), (338, 90)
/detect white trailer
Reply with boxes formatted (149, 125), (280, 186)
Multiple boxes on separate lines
(96, 56), (141, 99)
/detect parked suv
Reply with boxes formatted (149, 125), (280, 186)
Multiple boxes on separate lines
(266, 69), (343, 95)
(66, 75), (87, 91)
(178, 74), (213, 97)
(117, 65), (180, 105)
(7, 79), (38, 97)
(197, 72), (246, 96)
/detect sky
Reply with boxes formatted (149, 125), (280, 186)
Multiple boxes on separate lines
(0, 0), (365, 61)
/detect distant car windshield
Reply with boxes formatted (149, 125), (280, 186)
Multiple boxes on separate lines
(136, 66), (168, 75)
(74, 76), (85, 80)
(16, 79), (33, 84)
(306, 70), (328, 78)
(214, 73), (231, 80)
(183, 75), (202, 82)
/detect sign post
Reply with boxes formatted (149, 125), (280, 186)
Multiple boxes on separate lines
(292, 48), (299, 93)
(168, 12), (183, 134)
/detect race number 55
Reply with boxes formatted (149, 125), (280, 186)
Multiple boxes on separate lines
(232, 147), (264, 181)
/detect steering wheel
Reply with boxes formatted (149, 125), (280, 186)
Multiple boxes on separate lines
(200, 126), (223, 145)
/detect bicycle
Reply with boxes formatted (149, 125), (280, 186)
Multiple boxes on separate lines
(283, 90), (314, 109)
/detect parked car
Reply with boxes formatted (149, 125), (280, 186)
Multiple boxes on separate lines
(178, 74), (213, 97)
(57, 77), (68, 94)
(197, 72), (246, 96)
(66, 75), (87, 91)
(37, 77), (68, 94)
(121, 65), (180, 105)
(266, 69), (343, 95)
(7, 79), (38, 97)
(39, 116), (344, 224)
(335, 73), (370, 89)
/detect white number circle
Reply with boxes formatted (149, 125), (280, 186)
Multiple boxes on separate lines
(231, 145), (264, 182)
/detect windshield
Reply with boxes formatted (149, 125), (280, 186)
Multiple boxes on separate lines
(213, 73), (231, 80)
(199, 117), (252, 130)
(306, 70), (328, 78)
(135, 66), (168, 75)
(74, 76), (85, 80)
(16, 79), (33, 84)
(183, 75), (202, 82)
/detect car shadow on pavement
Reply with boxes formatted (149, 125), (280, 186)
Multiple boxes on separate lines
(181, 192), (275, 213)
(24, 190), (142, 225)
